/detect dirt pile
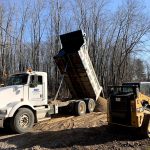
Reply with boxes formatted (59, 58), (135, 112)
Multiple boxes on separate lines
(95, 96), (107, 112)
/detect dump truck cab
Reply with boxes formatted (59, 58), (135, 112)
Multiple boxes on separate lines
(108, 82), (150, 137)
(0, 70), (48, 107)
(0, 70), (50, 133)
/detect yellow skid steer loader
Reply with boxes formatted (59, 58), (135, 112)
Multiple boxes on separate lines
(108, 82), (150, 137)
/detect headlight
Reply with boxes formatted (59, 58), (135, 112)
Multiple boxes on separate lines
(0, 109), (7, 115)
(136, 107), (144, 113)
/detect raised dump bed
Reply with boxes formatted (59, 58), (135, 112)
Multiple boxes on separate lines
(54, 30), (102, 101)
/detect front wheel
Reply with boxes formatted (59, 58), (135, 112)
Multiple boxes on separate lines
(11, 108), (34, 133)
(141, 114), (150, 138)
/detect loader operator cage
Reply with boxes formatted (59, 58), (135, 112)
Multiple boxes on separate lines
(123, 82), (150, 97)
(108, 85), (138, 97)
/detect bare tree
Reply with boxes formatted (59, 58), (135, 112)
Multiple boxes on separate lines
(0, 0), (150, 95)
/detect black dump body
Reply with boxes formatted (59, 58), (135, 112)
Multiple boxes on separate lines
(60, 30), (84, 53)
(109, 86), (137, 125)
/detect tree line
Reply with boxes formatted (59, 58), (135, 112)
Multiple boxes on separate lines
(0, 0), (150, 97)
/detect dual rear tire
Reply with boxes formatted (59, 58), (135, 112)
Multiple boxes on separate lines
(75, 99), (95, 116)
(86, 98), (96, 113)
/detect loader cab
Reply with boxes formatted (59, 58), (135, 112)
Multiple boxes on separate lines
(108, 85), (139, 126)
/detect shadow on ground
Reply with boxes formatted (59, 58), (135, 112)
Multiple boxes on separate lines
(0, 125), (147, 149)
(0, 128), (14, 136)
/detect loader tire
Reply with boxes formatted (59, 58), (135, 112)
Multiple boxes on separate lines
(86, 99), (95, 113)
(75, 101), (86, 116)
(141, 114), (150, 138)
(11, 108), (34, 134)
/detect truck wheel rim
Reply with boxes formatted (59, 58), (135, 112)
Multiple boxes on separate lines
(89, 102), (93, 110)
(19, 114), (29, 128)
(80, 104), (85, 113)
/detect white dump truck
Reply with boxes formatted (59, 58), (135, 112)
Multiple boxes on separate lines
(0, 30), (103, 133)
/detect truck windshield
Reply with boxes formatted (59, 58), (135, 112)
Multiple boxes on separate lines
(6, 74), (28, 86)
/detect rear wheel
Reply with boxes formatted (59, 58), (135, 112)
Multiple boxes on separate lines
(85, 99), (95, 113)
(141, 114), (150, 138)
(75, 101), (86, 116)
(11, 108), (34, 133)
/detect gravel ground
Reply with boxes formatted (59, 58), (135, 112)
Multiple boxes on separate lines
(0, 112), (149, 150)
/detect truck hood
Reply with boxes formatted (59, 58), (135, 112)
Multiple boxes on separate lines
(0, 85), (24, 109)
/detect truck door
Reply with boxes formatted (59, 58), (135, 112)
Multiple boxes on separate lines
(29, 75), (43, 102)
